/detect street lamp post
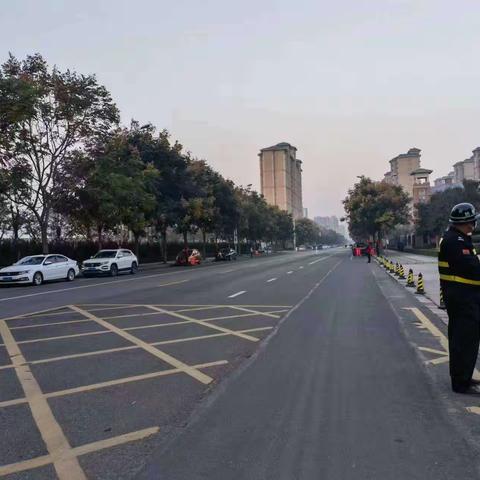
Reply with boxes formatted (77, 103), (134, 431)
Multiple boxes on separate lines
(293, 218), (297, 251)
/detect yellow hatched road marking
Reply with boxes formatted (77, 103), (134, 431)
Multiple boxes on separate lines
(418, 346), (448, 356)
(9, 319), (92, 330)
(0, 320), (86, 479)
(68, 305), (213, 385)
(228, 306), (283, 319)
(405, 307), (480, 415)
(0, 308), (283, 348)
(0, 327), (274, 372)
(146, 305), (259, 342)
(0, 426), (159, 477)
(0, 360), (228, 408)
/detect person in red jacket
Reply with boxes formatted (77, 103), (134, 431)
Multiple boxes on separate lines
(366, 242), (373, 263)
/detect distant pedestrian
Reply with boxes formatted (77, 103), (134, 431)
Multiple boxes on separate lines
(366, 242), (373, 263)
(439, 203), (480, 393)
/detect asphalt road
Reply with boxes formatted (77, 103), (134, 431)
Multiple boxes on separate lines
(2, 249), (480, 479)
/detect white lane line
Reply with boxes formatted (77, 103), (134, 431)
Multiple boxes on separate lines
(0, 271), (191, 303)
(299, 266), (304, 270)
(228, 291), (246, 298)
(267, 278), (277, 283)
(308, 255), (332, 265)
(287, 271), (293, 275)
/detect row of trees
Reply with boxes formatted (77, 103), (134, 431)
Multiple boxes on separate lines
(343, 174), (480, 247)
(0, 53), (343, 259)
(416, 180), (480, 242)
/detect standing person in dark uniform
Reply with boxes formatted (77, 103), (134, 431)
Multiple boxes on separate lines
(438, 203), (480, 393)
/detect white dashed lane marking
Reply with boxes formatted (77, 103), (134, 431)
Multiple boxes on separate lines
(228, 291), (246, 298)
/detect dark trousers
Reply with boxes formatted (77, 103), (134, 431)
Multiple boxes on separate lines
(367, 253), (371, 263)
(444, 290), (480, 390)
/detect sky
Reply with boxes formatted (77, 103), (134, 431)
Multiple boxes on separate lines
(2, 0), (480, 217)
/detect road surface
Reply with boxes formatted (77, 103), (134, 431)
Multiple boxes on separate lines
(1, 249), (480, 479)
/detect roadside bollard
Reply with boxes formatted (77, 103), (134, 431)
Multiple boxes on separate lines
(439, 285), (446, 310)
(390, 261), (395, 274)
(415, 273), (425, 295)
(398, 264), (406, 279)
(395, 262), (400, 276)
(406, 269), (415, 287)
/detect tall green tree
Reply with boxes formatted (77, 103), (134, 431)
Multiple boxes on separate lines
(0, 53), (119, 252)
(343, 176), (410, 241)
(295, 218), (321, 245)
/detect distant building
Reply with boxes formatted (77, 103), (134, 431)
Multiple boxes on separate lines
(259, 142), (304, 219)
(383, 148), (422, 199)
(411, 168), (433, 206)
(314, 215), (342, 233)
(383, 147), (433, 212)
(454, 158), (475, 184)
(431, 172), (456, 194)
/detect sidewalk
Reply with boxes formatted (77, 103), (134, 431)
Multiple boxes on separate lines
(381, 250), (440, 306)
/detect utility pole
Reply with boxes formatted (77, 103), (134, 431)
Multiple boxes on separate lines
(293, 218), (297, 251)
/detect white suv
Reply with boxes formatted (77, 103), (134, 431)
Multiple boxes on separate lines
(82, 249), (139, 277)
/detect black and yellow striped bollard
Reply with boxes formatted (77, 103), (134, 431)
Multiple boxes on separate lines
(406, 269), (415, 287)
(439, 285), (446, 310)
(415, 273), (425, 295)
(398, 264), (406, 279)
(395, 262), (400, 276)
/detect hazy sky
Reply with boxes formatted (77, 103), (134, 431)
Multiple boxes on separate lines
(2, 0), (480, 217)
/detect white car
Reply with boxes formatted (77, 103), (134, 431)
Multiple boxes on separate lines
(82, 249), (139, 277)
(0, 255), (80, 286)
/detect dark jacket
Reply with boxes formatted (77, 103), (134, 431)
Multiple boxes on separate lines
(438, 226), (480, 294)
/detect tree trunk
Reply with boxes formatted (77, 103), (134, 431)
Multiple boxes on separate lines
(97, 225), (103, 250)
(161, 228), (167, 263)
(134, 234), (140, 258)
(40, 222), (49, 254)
(183, 231), (188, 249)
(201, 229), (207, 260)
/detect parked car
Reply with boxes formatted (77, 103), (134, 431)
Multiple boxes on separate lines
(82, 249), (138, 276)
(0, 254), (79, 286)
(215, 247), (237, 261)
(175, 248), (202, 266)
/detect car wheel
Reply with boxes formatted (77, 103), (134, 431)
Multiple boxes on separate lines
(110, 264), (118, 277)
(66, 269), (76, 282)
(32, 272), (43, 286)
(130, 262), (138, 274)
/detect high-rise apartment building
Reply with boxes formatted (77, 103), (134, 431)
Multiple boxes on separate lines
(259, 142), (304, 219)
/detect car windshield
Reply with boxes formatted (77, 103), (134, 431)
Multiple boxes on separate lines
(17, 256), (46, 265)
(93, 251), (117, 259)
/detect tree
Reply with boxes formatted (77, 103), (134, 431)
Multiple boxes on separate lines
(57, 123), (159, 254)
(0, 53), (119, 252)
(295, 218), (321, 245)
(343, 176), (410, 241)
